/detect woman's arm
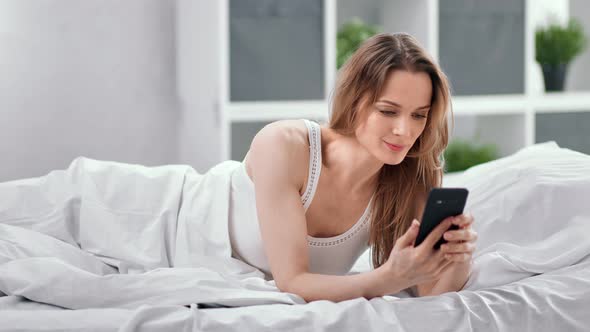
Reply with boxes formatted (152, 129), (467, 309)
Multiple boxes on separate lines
(248, 122), (407, 302)
(412, 262), (471, 297)
(426, 260), (472, 296)
(287, 266), (408, 302)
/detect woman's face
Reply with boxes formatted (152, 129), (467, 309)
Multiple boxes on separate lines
(355, 69), (433, 165)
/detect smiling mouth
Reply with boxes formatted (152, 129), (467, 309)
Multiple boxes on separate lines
(384, 141), (404, 151)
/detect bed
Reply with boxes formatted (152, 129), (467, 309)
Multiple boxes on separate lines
(1, 141), (589, 331)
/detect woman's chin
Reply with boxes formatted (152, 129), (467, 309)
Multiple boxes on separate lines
(380, 154), (406, 166)
(380, 149), (407, 165)
(385, 159), (404, 166)
(368, 145), (407, 166)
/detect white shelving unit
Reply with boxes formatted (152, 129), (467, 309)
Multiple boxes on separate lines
(533, 91), (590, 112)
(218, 0), (590, 161)
(227, 101), (329, 122)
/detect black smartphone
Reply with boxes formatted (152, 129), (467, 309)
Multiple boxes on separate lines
(414, 188), (469, 249)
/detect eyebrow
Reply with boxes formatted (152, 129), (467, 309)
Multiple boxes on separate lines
(377, 99), (430, 111)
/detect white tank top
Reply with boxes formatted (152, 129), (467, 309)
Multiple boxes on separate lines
(228, 119), (374, 280)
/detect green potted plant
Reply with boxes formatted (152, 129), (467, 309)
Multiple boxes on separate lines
(535, 18), (587, 91)
(337, 18), (380, 69)
(443, 139), (499, 173)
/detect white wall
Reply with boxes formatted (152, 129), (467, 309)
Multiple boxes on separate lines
(0, 0), (221, 181)
(176, 0), (222, 172)
(381, 1), (431, 54)
(337, 0), (382, 28)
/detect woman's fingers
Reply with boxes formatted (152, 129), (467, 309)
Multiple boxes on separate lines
(418, 218), (453, 252)
(444, 253), (472, 262)
(441, 241), (476, 254)
(451, 213), (474, 228)
(394, 219), (421, 249)
(443, 228), (478, 242)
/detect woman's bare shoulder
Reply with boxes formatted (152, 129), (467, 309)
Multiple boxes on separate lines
(258, 119), (309, 143)
(245, 119), (311, 185)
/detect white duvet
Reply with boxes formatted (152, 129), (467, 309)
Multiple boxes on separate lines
(0, 141), (589, 331)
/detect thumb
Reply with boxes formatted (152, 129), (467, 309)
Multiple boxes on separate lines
(396, 219), (421, 249)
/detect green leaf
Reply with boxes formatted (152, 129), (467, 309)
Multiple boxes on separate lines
(337, 18), (380, 69)
(443, 139), (499, 173)
(535, 18), (587, 65)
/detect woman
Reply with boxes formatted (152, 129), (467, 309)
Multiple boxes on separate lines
(228, 33), (478, 302)
(0, 32), (477, 305)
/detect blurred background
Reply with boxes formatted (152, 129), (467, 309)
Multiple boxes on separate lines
(1, 0), (589, 181)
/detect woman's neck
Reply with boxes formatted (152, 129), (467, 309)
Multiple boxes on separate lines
(320, 126), (382, 196)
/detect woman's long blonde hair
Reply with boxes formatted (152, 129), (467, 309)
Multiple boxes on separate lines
(329, 33), (452, 269)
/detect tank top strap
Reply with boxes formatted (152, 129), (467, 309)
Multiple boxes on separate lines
(301, 119), (322, 211)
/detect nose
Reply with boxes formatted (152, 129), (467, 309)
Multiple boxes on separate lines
(392, 117), (410, 137)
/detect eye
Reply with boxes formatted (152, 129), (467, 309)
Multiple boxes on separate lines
(379, 110), (397, 116)
(413, 114), (428, 119)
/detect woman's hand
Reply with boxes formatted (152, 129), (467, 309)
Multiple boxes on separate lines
(440, 213), (477, 263)
(376, 218), (456, 294)
(421, 213), (477, 295)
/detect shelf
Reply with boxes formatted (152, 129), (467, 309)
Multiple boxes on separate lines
(452, 94), (527, 116)
(532, 91), (590, 113)
(228, 101), (329, 122)
(229, 95), (530, 122)
(227, 92), (590, 122)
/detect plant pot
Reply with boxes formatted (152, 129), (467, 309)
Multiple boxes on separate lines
(541, 63), (568, 92)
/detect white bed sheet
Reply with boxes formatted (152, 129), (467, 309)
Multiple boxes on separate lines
(0, 141), (589, 331)
(1, 256), (588, 332)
